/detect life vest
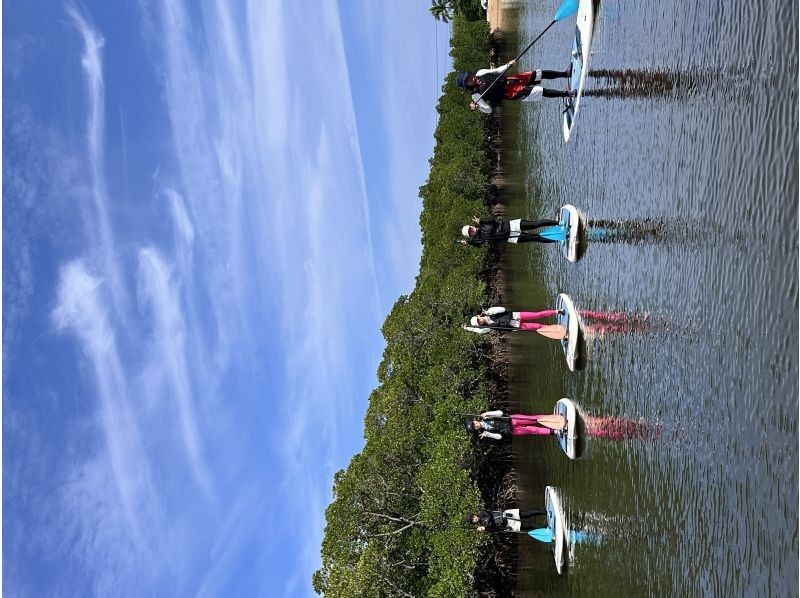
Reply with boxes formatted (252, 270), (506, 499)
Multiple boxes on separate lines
(474, 219), (511, 242)
(486, 311), (515, 329)
(479, 510), (507, 529)
(475, 73), (508, 105)
(483, 417), (512, 435)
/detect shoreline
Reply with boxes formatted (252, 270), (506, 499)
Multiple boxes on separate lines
(486, 0), (505, 32)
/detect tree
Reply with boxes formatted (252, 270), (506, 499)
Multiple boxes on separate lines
(429, 0), (453, 23)
(314, 16), (511, 597)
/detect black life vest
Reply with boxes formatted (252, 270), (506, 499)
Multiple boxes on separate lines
(475, 72), (508, 105)
(479, 510), (507, 529)
(470, 220), (510, 245)
(483, 417), (512, 435)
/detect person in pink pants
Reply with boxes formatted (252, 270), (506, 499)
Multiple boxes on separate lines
(467, 411), (660, 442)
(462, 306), (562, 334)
(466, 410), (565, 441)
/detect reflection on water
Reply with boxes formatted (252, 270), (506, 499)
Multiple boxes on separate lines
(584, 67), (754, 100)
(586, 218), (701, 244)
(580, 308), (665, 332)
(582, 413), (660, 441)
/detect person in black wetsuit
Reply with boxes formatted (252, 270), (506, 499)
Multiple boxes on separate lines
(460, 215), (560, 246)
(467, 508), (548, 532)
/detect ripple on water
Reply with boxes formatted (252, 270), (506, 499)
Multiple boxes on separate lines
(507, 0), (797, 594)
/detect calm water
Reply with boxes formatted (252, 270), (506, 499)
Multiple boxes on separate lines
(497, 0), (798, 595)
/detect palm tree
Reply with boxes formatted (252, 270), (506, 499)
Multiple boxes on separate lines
(429, 0), (453, 22)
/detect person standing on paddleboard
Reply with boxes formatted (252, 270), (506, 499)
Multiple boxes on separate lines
(456, 60), (573, 114)
(467, 508), (547, 533)
(466, 410), (566, 441)
(461, 306), (563, 334)
(461, 215), (560, 246)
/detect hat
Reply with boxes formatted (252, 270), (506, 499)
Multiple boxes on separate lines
(465, 419), (476, 433)
(470, 316), (481, 327)
(455, 72), (470, 90)
(461, 225), (472, 237)
(465, 513), (476, 525)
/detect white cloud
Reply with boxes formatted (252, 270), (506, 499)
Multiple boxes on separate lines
(23, 1), (439, 594)
(65, 3), (129, 318)
(359, 5), (448, 298)
(166, 188), (195, 249)
(137, 247), (212, 495)
(52, 261), (161, 549)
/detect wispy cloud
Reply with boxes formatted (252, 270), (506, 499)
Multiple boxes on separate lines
(65, 3), (128, 317)
(151, 0), (386, 588)
(8, 0), (443, 594)
(242, 3), (385, 587)
(165, 188), (195, 255)
(137, 247), (211, 495)
(348, 4), (448, 298)
(52, 261), (160, 545)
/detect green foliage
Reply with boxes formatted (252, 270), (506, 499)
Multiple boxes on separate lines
(314, 18), (498, 597)
(429, 0), (486, 23)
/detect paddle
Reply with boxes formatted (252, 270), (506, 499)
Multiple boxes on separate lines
(458, 412), (510, 421)
(536, 324), (567, 340)
(530, 527), (604, 545)
(528, 528), (554, 543)
(472, 0), (580, 107)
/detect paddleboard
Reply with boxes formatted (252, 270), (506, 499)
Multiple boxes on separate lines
(558, 204), (584, 263)
(545, 486), (567, 574)
(562, 0), (596, 142)
(554, 398), (577, 459)
(556, 293), (582, 371)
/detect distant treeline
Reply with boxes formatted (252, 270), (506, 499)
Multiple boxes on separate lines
(313, 16), (518, 598)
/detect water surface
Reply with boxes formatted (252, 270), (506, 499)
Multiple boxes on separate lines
(499, 0), (798, 594)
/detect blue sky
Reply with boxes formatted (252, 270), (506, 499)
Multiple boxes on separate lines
(3, 2), (452, 595)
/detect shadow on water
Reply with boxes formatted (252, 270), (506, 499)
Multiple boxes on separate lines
(584, 67), (757, 101)
(574, 329), (588, 371)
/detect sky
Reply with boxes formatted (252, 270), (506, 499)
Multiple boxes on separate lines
(3, 1), (452, 595)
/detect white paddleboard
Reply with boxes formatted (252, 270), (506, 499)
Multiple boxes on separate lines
(554, 398), (578, 459)
(545, 486), (567, 574)
(559, 204), (584, 263)
(562, 0), (596, 142)
(556, 293), (582, 371)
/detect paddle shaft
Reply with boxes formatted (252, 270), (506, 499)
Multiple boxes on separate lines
(468, 324), (563, 336)
(458, 412), (511, 421)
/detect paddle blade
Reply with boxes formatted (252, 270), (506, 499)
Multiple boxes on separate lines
(540, 225), (569, 241)
(554, 0), (579, 21)
(529, 528), (554, 543)
(536, 325), (567, 340)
